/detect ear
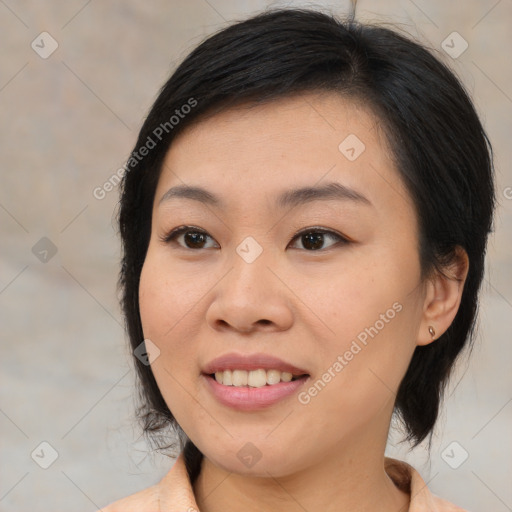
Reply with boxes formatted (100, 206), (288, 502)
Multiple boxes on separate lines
(417, 246), (469, 346)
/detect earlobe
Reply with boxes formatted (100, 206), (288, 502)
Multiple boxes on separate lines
(417, 246), (469, 346)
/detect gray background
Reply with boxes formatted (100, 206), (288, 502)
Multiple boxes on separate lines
(0, 1), (511, 511)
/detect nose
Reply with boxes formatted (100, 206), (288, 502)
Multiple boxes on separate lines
(205, 246), (294, 334)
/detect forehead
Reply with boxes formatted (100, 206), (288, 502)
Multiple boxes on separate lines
(155, 92), (411, 214)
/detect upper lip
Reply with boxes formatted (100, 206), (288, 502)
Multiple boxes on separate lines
(202, 352), (309, 376)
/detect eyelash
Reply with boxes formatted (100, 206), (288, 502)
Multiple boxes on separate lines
(160, 225), (350, 251)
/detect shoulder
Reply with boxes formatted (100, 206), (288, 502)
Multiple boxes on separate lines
(98, 484), (160, 512)
(97, 452), (197, 511)
(430, 493), (471, 512)
(385, 457), (470, 512)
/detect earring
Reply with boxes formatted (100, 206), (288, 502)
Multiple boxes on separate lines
(428, 326), (436, 339)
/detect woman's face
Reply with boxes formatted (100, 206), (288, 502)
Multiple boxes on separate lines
(139, 92), (429, 476)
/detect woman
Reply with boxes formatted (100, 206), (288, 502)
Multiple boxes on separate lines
(101, 8), (495, 511)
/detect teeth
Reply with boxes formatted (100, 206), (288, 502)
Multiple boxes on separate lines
(266, 369), (281, 385)
(215, 371), (227, 384)
(232, 369), (248, 387)
(213, 369), (300, 387)
(248, 368), (267, 388)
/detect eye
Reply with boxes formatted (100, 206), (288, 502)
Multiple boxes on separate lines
(162, 225), (350, 252)
(160, 226), (218, 250)
(288, 227), (349, 251)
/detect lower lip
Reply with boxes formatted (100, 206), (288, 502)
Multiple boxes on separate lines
(202, 374), (310, 411)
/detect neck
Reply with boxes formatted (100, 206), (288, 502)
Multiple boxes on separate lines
(192, 422), (410, 512)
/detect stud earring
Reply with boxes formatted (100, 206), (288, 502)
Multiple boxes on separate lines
(428, 326), (436, 339)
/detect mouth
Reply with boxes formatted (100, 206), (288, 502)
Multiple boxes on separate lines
(205, 369), (309, 387)
(202, 372), (310, 411)
(202, 352), (310, 384)
(201, 353), (310, 410)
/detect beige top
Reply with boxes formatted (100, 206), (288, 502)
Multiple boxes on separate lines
(100, 452), (468, 511)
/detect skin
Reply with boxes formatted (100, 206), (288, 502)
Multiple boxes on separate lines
(137, 91), (468, 512)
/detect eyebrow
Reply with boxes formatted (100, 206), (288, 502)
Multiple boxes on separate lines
(158, 181), (372, 210)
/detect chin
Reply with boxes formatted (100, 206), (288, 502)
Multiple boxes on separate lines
(199, 440), (302, 478)
(211, 455), (292, 478)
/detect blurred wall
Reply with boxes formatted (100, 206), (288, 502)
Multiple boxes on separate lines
(1, 1), (511, 510)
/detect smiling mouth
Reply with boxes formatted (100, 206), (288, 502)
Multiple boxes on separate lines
(207, 369), (309, 388)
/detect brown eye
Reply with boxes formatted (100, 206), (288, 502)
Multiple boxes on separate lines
(289, 228), (348, 251)
(162, 226), (218, 249)
(161, 226), (349, 252)
(182, 231), (209, 249)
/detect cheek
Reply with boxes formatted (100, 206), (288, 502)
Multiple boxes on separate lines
(303, 255), (412, 344)
(138, 260), (169, 340)
(138, 258), (199, 424)
(298, 303), (419, 450)
(138, 256), (196, 383)
(305, 251), (422, 405)
(139, 249), (204, 343)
